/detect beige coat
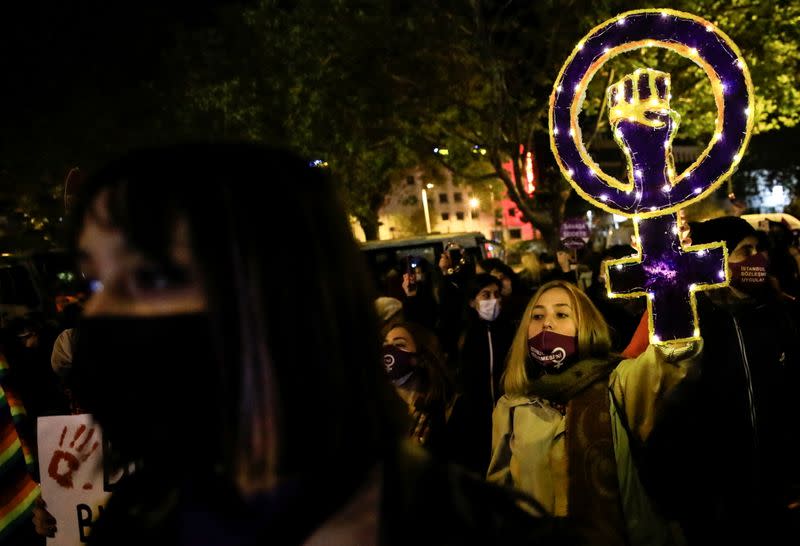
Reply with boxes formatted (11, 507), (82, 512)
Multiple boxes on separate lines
(487, 342), (702, 544)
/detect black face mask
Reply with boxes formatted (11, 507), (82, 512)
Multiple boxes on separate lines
(71, 313), (221, 468)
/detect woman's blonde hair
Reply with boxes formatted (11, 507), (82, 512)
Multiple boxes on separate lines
(503, 280), (611, 396)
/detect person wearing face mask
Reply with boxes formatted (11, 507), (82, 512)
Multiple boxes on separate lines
(635, 216), (800, 545)
(480, 258), (533, 329)
(488, 280), (701, 545)
(445, 274), (515, 476)
(381, 322), (462, 459)
(32, 143), (574, 546)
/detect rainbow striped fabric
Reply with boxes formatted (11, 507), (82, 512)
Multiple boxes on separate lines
(0, 355), (40, 541)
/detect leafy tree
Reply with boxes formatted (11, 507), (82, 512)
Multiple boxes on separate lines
(166, 1), (431, 239)
(397, 0), (800, 245)
(167, 0), (800, 242)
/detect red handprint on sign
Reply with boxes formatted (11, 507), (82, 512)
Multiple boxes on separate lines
(47, 424), (100, 490)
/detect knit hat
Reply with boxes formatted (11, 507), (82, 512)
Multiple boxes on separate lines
(374, 297), (403, 324)
(688, 216), (756, 253)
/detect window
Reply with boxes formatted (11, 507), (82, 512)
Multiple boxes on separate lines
(439, 193), (449, 204)
(471, 211), (479, 219)
(406, 175), (416, 185)
(453, 192), (463, 203)
(400, 195), (418, 207)
(441, 213), (450, 221)
(509, 228), (522, 239)
(508, 207), (517, 216)
(456, 212), (465, 220)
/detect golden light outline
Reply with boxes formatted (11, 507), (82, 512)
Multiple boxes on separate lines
(548, 8), (755, 219)
(602, 218), (730, 345)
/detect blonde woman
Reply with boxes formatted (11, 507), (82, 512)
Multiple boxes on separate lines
(488, 280), (698, 546)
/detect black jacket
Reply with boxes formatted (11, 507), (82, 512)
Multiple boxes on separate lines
(86, 441), (581, 546)
(639, 290), (800, 544)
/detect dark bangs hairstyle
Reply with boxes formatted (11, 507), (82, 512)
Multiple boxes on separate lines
(70, 142), (403, 494)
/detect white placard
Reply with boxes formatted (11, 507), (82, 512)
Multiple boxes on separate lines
(37, 414), (113, 546)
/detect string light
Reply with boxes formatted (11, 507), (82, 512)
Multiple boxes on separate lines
(548, 8), (750, 344)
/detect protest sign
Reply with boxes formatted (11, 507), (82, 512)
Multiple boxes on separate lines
(38, 414), (121, 545)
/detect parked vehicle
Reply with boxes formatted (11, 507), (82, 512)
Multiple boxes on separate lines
(360, 232), (503, 296)
(0, 248), (84, 327)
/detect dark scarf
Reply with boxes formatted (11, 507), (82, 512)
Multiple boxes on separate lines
(532, 355), (629, 546)
(528, 356), (619, 404)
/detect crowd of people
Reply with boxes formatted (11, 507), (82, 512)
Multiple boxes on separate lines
(373, 198), (800, 543)
(1, 141), (799, 545)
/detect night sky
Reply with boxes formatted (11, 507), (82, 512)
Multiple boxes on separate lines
(0, 1), (255, 180)
(4, 4), (167, 118)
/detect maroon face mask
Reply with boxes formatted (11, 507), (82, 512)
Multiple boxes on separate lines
(527, 331), (578, 374)
(729, 253), (768, 294)
(382, 345), (417, 384)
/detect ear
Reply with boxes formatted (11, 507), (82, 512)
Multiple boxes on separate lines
(469, 298), (478, 309)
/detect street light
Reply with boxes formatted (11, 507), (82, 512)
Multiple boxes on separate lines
(421, 183), (434, 234)
(468, 197), (480, 231)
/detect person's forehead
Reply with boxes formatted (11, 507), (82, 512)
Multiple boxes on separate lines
(78, 214), (126, 261)
(536, 287), (571, 305)
(386, 326), (411, 340)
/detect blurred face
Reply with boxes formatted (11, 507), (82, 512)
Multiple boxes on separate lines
(728, 235), (759, 264)
(384, 326), (417, 353)
(19, 330), (39, 349)
(78, 190), (207, 317)
(490, 270), (513, 297)
(528, 287), (578, 338)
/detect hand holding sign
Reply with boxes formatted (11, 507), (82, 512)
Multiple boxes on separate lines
(549, 9), (754, 343)
(38, 414), (112, 546)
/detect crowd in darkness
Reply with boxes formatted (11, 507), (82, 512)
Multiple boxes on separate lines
(1, 142), (799, 545)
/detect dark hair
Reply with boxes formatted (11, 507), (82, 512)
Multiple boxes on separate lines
(466, 273), (503, 300)
(481, 258), (514, 279)
(71, 142), (402, 491)
(688, 216), (756, 253)
(387, 321), (454, 406)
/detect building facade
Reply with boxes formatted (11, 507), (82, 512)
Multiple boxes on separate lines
(352, 167), (539, 243)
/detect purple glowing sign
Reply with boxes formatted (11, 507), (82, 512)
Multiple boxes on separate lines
(548, 9), (754, 343)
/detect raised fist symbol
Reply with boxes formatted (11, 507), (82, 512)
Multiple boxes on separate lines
(607, 68), (681, 193)
(47, 424), (100, 490)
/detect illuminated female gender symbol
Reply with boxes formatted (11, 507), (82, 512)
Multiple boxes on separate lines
(549, 9), (754, 343)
